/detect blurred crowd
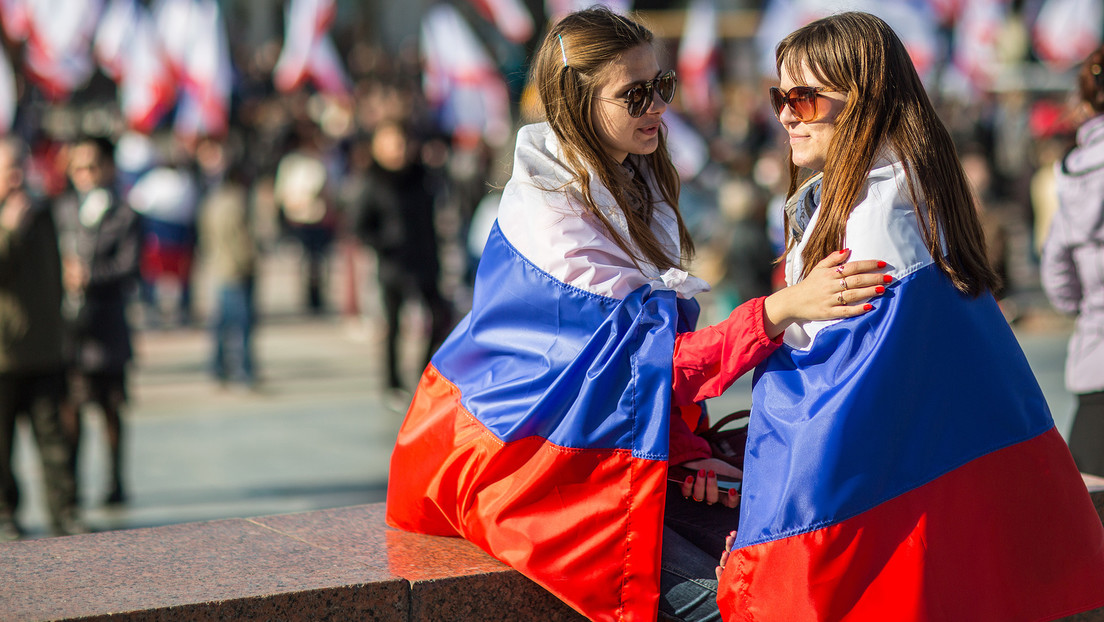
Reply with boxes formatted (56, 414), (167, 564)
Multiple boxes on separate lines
(0, 0), (1099, 539)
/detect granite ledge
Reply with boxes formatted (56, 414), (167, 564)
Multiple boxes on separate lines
(0, 503), (581, 621)
(2, 478), (1102, 622)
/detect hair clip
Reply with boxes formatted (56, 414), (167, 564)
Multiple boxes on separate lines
(558, 34), (568, 66)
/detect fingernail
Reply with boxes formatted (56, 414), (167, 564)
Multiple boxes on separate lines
(877, 260), (887, 268)
(685, 476), (694, 486)
(839, 248), (849, 255)
(863, 303), (873, 311)
(883, 274), (893, 283)
(698, 469), (706, 478)
(728, 489), (737, 497)
(875, 286), (885, 294)
(707, 470), (716, 478)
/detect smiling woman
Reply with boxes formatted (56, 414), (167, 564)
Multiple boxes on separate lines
(714, 11), (1104, 620)
(384, 7), (890, 622)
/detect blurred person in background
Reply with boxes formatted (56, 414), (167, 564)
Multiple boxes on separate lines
(54, 137), (141, 506)
(1041, 44), (1104, 477)
(356, 120), (452, 397)
(127, 142), (199, 329)
(197, 139), (259, 391)
(0, 137), (85, 540)
(274, 124), (338, 315)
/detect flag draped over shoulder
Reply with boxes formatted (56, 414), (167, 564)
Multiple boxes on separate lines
(718, 159), (1104, 621)
(387, 123), (706, 621)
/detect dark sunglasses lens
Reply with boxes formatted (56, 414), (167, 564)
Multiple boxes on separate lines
(657, 74), (676, 103)
(625, 86), (647, 117)
(769, 87), (785, 117)
(769, 86), (820, 121)
(790, 87), (819, 121)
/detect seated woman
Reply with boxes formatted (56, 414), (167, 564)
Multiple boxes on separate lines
(385, 7), (888, 622)
(717, 12), (1104, 621)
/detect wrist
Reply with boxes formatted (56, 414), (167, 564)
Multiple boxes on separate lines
(762, 290), (793, 339)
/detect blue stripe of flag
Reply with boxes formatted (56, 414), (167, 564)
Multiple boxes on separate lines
(432, 222), (699, 458)
(738, 263), (1054, 546)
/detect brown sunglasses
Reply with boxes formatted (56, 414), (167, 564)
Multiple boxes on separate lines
(598, 71), (677, 118)
(769, 86), (838, 122)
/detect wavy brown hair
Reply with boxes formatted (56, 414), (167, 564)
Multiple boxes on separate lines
(777, 11), (999, 295)
(530, 7), (693, 271)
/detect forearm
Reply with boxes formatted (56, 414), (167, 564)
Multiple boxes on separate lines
(671, 296), (781, 406)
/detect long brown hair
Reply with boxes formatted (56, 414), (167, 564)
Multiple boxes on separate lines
(530, 7), (693, 271)
(777, 11), (999, 295)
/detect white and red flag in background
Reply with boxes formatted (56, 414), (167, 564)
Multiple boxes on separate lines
(95, 0), (176, 134)
(466, 0), (534, 44)
(18, 0), (102, 100)
(152, 0), (232, 140)
(678, 0), (720, 120)
(1033, 0), (1103, 70)
(421, 3), (512, 148)
(273, 0), (351, 98)
(0, 0), (31, 42)
(952, 0), (1006, 88)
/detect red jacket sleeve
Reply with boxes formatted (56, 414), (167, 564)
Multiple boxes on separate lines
(671, 296), (782, 407)
(669, 403), (712, 465)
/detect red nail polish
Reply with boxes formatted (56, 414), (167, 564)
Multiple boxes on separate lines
(685, 476), (694, 485)
(698, 469), (706, 478)
(839, 248), (849, 255)
(877, 261), (887, 268)
(883, 274), (893, 283)
(707, 470), (716, 478)
(728, 488), (737, 496)
(875, 286), (885, 294)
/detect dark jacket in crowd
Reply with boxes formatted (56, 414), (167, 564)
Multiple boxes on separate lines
(0, 200), (65, 373)
(357, 163), (441, 287)
(53, 189), (141, 372)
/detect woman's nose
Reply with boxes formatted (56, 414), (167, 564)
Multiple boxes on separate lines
(646, 89), (667, 116)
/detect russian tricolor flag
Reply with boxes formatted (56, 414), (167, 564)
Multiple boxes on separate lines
(718, 160), (1104, 620)
(388, 123), (703, 621)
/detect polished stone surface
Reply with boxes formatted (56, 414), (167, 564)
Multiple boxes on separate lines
(4, 490), (1104, 621)
(0, 503), (585, 621)
(0, 512), (407, 621)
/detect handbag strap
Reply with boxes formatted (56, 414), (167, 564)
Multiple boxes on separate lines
(707, 409), (750, 435)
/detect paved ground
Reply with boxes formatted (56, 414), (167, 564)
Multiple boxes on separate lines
(9, 244), (1080, 539)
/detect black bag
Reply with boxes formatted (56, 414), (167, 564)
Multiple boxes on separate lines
(698, 409), (750, 470)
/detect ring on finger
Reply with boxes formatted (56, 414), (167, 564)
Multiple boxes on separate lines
(835, 264), (846, 275)
(840, 277), (848, 290)
(837, 291), (845, 305)
(692, 495), (704, 502)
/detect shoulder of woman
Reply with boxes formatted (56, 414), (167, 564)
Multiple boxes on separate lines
(1060, 118), (1104, 180)
(844, 157), (932, 277)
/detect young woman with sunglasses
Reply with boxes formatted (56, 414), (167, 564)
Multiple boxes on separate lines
(715, 12), (1104, 620)
(386, 8), (888, 621)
